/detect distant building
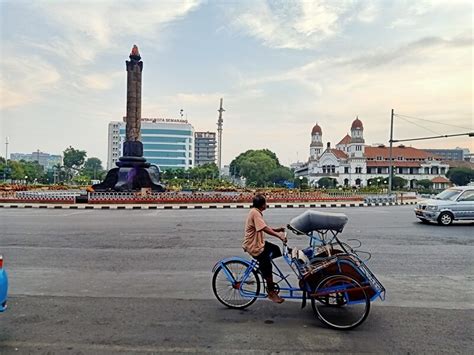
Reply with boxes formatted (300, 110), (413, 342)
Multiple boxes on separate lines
(424, 148), (465, 161)
(303, 117), (450, 188)
(10, 151), (62, 171)
(108, 118), (195, 171)
(107, 122), (122, 169)
(194, 131), (217, 166)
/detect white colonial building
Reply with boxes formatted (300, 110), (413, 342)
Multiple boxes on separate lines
(297, 117), (450, 188)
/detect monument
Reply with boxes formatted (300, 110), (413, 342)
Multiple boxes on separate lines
(92, 45), (165, 192)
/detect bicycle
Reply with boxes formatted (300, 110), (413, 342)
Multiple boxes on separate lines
(211, 210), (385, 330)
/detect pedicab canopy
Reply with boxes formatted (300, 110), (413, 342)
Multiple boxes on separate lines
(288, 210), (348, 234)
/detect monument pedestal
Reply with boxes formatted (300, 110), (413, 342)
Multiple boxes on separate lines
(92, 142), (165, 192)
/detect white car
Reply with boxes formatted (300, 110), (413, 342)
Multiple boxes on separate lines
(414, 186), (474, 225)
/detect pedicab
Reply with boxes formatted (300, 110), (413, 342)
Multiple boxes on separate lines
(211, 210), (385, 330)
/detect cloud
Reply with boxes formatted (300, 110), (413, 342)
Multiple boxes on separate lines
(225, 0), (378, 49)
(229, 32), (472, 159)
(340, 34), (474, 69)
(0, 56), (61, 109)
(30, 0), (203, 64)
(79, 72), (123, 91)
(0, 0), (202, 110)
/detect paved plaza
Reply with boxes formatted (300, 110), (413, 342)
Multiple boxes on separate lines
(0, 206), (472, 353)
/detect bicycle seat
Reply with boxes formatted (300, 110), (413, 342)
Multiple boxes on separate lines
(288, 210), (348, 234)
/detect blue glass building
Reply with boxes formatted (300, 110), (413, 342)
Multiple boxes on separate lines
(108, 119), (195, 170)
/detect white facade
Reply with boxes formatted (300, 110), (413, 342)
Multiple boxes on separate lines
(306, 118), (450, 188)
(107, 118), (195, 170)
(107, 122), (121, 169)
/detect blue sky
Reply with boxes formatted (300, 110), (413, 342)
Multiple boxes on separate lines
(0, 0), (472, 166)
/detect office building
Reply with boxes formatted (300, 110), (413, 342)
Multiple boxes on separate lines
(194, 131), (217, 166)
(108, 118), (194, 170)
(424, 148), (465, 161)
(10, 151), (62, 171)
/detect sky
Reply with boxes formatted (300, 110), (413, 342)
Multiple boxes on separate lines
(0, 0), (473, 167)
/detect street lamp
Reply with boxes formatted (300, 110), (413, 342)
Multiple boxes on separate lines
(24, 175), (28, 185)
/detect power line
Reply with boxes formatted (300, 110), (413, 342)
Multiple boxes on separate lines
(394, 113), (472, 130)
(395, 115), (442, 135)
(392, 132), (474, 143)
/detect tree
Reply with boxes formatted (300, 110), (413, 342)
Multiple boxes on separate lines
(416, 179), (433, 189)
(63, 146), (87, 182)
(82, 157), (105, 180)
(8, 161), (26, 181)
(189, 163), (219, 180)
(268, 166), (293, 186)
(392, 176), (408, 189)
(446, 167), (474, 186)
(22, 161), (45, 183)
(229, 149), (290, 187)
(318, 177), (337, 188)
(63, 146), (86, 170)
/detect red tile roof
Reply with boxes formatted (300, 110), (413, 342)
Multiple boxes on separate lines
(365, 146), (435, 160)
(337, 134), (351, 145)
(329, 149), (348, 159)
(431, 176), (450, 183)
(312, 124), (322, 135)
(351, 117), (363, 130)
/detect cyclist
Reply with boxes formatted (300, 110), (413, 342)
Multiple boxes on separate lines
(243, 194), (287, 304)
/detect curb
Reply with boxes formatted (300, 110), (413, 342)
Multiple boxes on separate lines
(0, 201), (418, 210)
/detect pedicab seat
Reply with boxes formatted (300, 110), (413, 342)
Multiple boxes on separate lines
(288, 210), (348, 235)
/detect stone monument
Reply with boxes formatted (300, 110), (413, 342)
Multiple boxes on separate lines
(92, 45), (165, 192)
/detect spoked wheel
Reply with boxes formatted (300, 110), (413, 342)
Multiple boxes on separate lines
(212, 260), (261, 309)
(311, 275), (370, 330)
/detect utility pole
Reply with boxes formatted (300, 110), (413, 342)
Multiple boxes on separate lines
(217, 98), (225, 173)
(4, 137), (8, 182)
(388, 109), (394, 194)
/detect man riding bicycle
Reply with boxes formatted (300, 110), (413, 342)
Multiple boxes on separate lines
(242, 194), (287, 304)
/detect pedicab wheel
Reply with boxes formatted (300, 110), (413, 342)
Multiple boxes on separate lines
(311, 275), (370, 330)
(212, 260), (261, 309)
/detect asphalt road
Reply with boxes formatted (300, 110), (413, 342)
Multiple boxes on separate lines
(0, 206), (473, 354)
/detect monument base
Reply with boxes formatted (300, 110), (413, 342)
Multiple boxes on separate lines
(92, 154), (166, 192)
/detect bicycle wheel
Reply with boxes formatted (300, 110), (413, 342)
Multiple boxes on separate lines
(311, 275), (370, 330)
(212, 260), (260, 309)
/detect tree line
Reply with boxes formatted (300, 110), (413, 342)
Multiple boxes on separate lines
(1, 145), (472, 189)
(0, 146), (105, 184)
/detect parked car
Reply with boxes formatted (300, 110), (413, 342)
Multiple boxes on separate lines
(0, 255), (8, 312)
(415, 186), (474, 225)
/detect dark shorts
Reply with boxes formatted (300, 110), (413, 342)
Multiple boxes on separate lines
(255, 241), (282, 278)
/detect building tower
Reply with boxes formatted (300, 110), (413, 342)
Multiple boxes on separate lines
(310, 123), (323, 160)
(349, 116), (365, 158)
(217, 98), (225, 172)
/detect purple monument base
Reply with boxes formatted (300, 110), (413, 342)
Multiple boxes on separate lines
(93, 142), (165, 192)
